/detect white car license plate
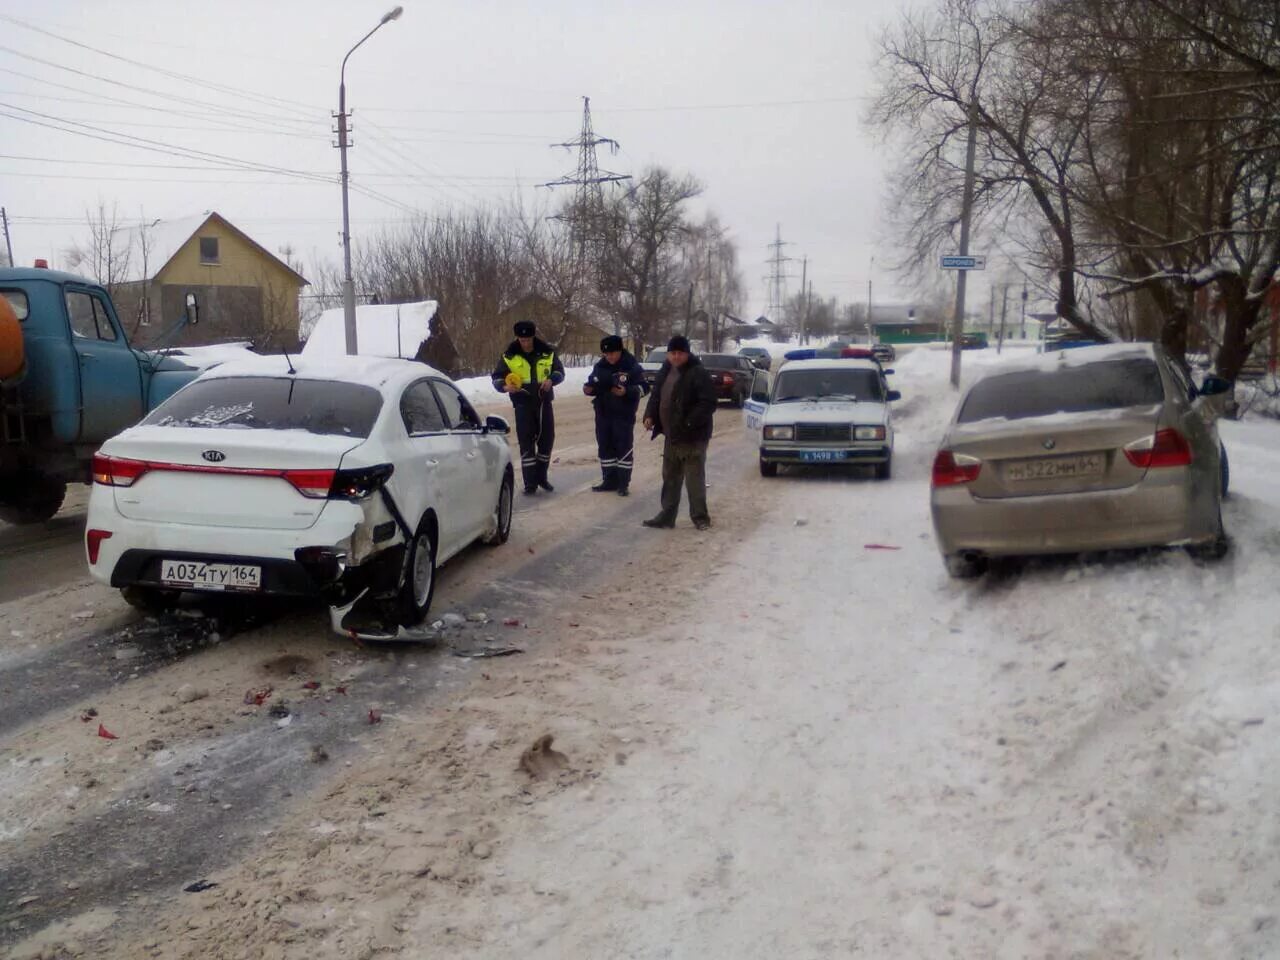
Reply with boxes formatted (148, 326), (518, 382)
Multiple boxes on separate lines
(160, 560), (261, 592)
(800, 450), (847, 462)
(1007, 453), (1104, 481)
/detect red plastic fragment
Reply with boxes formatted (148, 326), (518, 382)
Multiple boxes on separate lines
(502, 618), (521, 627)
(334, 686), (347, 696)
(243, 686), (274, 706)
(97, 723), (118, 740)
(864, 544), (901, 551)
(368, 709), (382, 724)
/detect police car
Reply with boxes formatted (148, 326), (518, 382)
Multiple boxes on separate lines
(745, 358), (900, 478)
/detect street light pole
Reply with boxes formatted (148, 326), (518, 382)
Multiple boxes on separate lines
(338, 6), (403, 356)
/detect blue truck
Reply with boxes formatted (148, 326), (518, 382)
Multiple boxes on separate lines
(0, 266), (202, 524)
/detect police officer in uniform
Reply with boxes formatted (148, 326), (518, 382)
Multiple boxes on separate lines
(582, 334), (646, 496)
(492, 320), (565, 494)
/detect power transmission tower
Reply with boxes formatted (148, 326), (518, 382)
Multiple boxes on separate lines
(544, 97), (631, 259)
(764, 224), (794, 323)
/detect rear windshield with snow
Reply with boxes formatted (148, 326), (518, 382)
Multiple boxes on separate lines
(773, 368), (884, 403)
(143, 377), (383, 438)
(957, 358), (1165, 423)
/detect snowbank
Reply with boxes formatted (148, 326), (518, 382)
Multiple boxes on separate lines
(454, 367), (593, 409)
(301, 302), (437, 359)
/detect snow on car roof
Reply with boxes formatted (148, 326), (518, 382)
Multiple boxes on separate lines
(976, 342), (1154, 380)
(194, 354), (445, 390)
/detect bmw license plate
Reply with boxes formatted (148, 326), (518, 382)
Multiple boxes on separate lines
(160, 560), (261, 592)
(1007, 454), (1104, 481)
(799, 450), (847, 462)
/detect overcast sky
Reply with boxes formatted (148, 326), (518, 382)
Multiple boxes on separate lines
(1, 0), (932, 319)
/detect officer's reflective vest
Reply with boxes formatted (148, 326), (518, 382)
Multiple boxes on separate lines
(503, 351), (555, 386)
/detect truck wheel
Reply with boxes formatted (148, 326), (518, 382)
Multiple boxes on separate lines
(875, 457), (893, 480)
(0, 472), (67, 524)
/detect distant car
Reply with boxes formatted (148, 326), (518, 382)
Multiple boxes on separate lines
(700, 353), (757, 406)
(960, 332), (989, 350)
(747, 358), (900, 478)
(86, 356), (515, 639)
(871, 343), (896, 363)
(930, 343), (1231, 578)
(737, 346), (772, 371)
(639, 347), (666, 389)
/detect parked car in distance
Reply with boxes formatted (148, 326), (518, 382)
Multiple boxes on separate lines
(871, 343), (896, 364)
(640, 346), (666, 389)
(960, 331), (989, 350)
(737, 346), (772, 371)
(746, 358), (899, 478)
(700, 353), (758, 406)
(930, 343), (1231, 578)
(86, 355), (515, 639)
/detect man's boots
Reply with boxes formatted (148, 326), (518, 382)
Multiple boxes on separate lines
(591, 466), (618, 493)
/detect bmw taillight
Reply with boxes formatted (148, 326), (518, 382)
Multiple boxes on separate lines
(931, 450), (981, 487)
(92, 454), (148, 487)
(1123, 429), (1192, 468)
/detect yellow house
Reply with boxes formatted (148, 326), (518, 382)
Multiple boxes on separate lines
(114, 212), (308, 350)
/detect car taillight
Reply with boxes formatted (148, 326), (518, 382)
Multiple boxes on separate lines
(284, 469), (338, 499)
(328, 464), (395, 501)
(86, 528), (112, 564)
(92, 454), (148, 487)
(931, 450), (981, 487)
(1124, 429), (1192, 468)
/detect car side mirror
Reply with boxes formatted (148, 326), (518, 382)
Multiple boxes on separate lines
(882, 368), (895, 376)
(184, 292), (199, 325)
(1199, 375), (1230, 397)
(484, 415), (510, 435)
(886, 390), (902, 402)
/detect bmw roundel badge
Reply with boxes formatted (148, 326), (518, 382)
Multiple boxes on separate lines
(1042, 438), (1056, 450)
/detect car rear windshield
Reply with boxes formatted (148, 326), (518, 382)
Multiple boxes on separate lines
(143, 376), (383, 438)
(773, 368), (884, 402)
(646, 348), (666, 362)
(701, 355), (741, 369)
(958, 357), (1165, 423)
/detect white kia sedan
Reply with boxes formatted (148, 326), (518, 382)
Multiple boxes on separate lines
(745, 358), (900, 478)
(86, 355), (514, 639)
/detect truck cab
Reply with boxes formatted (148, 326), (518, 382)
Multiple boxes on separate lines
(1, 266), (201, 523)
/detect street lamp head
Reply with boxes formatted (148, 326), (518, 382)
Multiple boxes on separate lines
(381, 5), (403, 23)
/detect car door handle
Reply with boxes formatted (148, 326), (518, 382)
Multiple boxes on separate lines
(465, 450), (477, 459)
(424, 458), (439, 467)
(79, 352), (96, 360)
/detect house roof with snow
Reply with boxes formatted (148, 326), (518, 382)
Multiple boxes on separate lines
(120, 212), (308, 286)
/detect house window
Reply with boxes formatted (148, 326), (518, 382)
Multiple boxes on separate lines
(199, 237), (220, 264)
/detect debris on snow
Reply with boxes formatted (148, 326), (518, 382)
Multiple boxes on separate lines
(175, 684), (209, 703)
(96, 723), (118, 740)
(519, 734), (569, 780)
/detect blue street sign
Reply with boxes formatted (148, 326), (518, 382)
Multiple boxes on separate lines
(940, 255), (987, 270)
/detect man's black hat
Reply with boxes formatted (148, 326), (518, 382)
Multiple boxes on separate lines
(667, 335), (691, 353)
(514, 320), (536, 337)
(600, 335), (624, 353)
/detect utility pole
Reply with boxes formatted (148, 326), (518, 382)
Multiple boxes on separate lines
(997, 284), (1009, 354)
(336, 6), (403, 357)
(950, 94), (980, 388)
(799, 256), (808, 344)
(0, 207), (12, 267)
(544, 97), (631, 334)
(765, 224), (794, 325)
(706, 246), (716, 350)
(1020, 282), (1028, 339)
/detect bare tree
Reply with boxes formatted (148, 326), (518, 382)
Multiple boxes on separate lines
(64, 202), (133, 297)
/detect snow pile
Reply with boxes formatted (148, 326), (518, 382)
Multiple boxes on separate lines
(454, 367), (593, 409)
(301, 302), (437, 359)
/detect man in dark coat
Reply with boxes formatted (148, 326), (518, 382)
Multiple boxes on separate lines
(640, 335), (718, 530)
(491, 320), (565, 494)
(583, 334), (646, 496)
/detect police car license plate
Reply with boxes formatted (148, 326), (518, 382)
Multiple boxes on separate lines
(800, 450), (847, 462)
(161, 560), (261, 592)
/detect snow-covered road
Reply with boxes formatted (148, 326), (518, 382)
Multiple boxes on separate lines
(13, 345), (1278, 959)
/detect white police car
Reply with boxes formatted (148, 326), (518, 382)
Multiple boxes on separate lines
(745, 358), (899, 478)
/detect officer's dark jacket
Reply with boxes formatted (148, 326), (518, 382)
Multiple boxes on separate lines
(490, 338), (565, 404)
(583, 350), (646, 418)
